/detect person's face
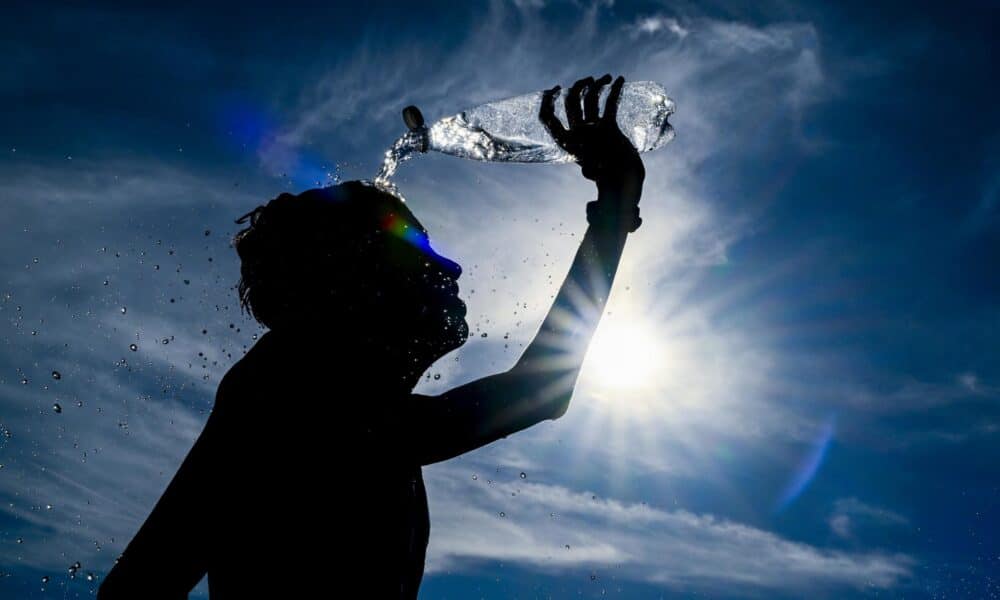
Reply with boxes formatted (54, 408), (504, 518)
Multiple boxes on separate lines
(375, 204), (468, 360)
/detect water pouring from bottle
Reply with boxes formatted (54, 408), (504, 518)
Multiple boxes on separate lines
(372, 80), (675, 197)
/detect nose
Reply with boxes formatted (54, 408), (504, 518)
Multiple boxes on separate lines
(436, 253), (462, 280)
(418, 234), (462, 280)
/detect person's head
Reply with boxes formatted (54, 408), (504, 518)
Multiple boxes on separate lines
(233, 181), (468, 369)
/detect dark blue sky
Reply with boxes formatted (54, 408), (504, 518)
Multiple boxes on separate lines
(1, 1), (997, 598)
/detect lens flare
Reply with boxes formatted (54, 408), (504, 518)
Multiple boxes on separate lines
(381, 212), (430, 249)
(217, 96), (337, 188)
(776, 414), (837, 511)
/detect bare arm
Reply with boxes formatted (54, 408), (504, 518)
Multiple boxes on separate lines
(410, 75), (645, 466)
(97, 395), (229, 599)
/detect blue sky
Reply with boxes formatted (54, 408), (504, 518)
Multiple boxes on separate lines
(1, 1), (997, 598)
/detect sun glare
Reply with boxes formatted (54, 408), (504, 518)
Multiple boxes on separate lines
(584, 318), (665, 391)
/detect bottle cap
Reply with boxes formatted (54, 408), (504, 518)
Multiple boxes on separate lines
(402, 106), (425, 131)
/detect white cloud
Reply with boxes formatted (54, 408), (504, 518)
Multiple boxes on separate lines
(425, 461), (913, 592)
(630, 15), (689, 39)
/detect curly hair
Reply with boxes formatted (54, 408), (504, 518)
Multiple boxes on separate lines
(232, 181), (418, 330)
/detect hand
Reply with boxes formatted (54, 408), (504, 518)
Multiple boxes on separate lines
(539, 74), (646, 203)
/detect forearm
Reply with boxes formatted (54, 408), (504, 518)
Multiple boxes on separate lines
(516, 225), (626, 368)
(412, 189), (638, 464)
(511, 185), (638, 411)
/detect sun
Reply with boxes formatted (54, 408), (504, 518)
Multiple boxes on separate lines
(583, 317), (665, 391)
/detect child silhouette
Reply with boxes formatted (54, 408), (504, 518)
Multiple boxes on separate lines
(98, 74), (645, 599)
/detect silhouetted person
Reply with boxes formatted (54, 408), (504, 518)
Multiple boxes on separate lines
(98, 74), (645, 599)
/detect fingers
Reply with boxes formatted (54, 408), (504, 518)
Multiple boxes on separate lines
(584, 74), (612, 123)
(603, 75), (625, 123)
(566, 77), (592, 128)
(539, 85), (568, 144)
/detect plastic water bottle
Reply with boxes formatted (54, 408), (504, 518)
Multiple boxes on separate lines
(373, 81), (675, 195)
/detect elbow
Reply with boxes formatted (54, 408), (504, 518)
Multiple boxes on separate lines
(523, 373), (579, 423)
(549, 394), (572, 421)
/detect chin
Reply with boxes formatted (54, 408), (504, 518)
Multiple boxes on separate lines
(437, 297), (468, 347)
(453, 319), (470, 346)
(439, 317), (469, 352)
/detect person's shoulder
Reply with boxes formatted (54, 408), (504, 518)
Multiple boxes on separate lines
(215, 330), (278, 404)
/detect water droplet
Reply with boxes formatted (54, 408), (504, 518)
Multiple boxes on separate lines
(51, 371), (61, 380)
(120, 307), (126, 314)
(41, 575), (49, 584)
(565, 544), (571, 550)
(53, 403), (62, 414)
(162, 338), (169, 345)
(481, 332), (488, 338)
(16, 537), (23, 544)
(86, 573), (95, 582)
(20, 377), (28, 385)
(472, 474), (478, 480)
(433, 373), (441, 380)
(520, 472), (526, 479)
(590, 574), (597, 581)
(129, 344), (137, 352)
(499, 511), (506, 518)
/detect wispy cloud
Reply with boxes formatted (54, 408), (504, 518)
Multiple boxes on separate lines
(629, 15), (689, 39)
(425, 461), (913, 592)
(828, 497), (909, 539)
(0, 160), (257, 591)
(841, 374), (999, 414)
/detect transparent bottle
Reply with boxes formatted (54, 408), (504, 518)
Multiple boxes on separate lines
(374, 81), (675, 193)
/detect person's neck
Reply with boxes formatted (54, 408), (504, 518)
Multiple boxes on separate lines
(265, 319), (428, 393)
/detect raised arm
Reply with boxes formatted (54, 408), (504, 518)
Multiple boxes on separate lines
(410, 75), (645, 466)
